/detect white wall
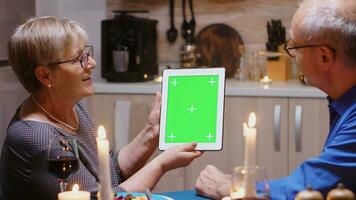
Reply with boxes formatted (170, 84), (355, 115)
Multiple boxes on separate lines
(36, 0), (107, 81)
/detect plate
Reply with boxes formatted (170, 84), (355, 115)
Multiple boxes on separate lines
(116, 192), (173, 200)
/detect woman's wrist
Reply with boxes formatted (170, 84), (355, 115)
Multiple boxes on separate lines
(126, 124), (156, 152)
(139, 123), (159, 149)
(118, 124), (159, 178)
(151, 154), (167, 174)
(119, 158), (165, 192)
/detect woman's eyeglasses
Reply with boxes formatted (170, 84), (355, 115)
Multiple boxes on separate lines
(47, 45), (94, 69)
(284, 39), (336, 58)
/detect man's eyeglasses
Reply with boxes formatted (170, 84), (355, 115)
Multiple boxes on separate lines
(284, 39), (336, 58)
(47, 45), (94, 69)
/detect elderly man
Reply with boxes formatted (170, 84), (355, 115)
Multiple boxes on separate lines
(195, 0), (356, 199)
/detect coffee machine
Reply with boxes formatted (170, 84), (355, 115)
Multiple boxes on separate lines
(101, 11), (158, 82)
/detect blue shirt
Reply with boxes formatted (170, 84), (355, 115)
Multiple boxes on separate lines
(328, 86), (356, 132)
(270, 85), (356, 200)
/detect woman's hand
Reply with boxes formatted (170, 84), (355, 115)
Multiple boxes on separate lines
(119, 143), (202, 192)
(118, 92), (161, 179)
(155, 143), (203, 172)
(195, 165), (231, 200)
(142, 92), (162, 146)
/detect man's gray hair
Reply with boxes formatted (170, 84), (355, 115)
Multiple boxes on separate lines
(8, 16), (88, 93)
(295, 0), (356, 66)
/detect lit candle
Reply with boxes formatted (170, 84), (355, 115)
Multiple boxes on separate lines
(58, 184), (90, 200)
(97, 125), (113, 200)
(243, 113), (257, 197)
(260, 75), (272, 84)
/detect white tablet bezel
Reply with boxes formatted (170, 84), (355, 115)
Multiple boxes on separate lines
(159, 68), (225, 151)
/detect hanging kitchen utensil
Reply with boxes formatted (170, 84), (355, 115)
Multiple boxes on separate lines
(181, 0), (189, 39)
(166, 0), (178, 43)
(187, 0), (196, 38)
(181, 0), (195, 42)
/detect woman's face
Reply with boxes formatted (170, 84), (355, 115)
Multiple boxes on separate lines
(49, 39), (96, 102)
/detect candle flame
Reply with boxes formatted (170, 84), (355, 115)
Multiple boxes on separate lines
(72, 184), (79, 192)
(98, 125), (106, 139)
(260, 75), (272, 83)
(248, 113), (256, 128)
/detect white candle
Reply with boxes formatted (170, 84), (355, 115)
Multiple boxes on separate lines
(97, 125), (113, 200)
(58, 184), (90, 200)
(260, 75), (272, 89)
(260, 75), (272, 84)
(243, 113), (257, 197)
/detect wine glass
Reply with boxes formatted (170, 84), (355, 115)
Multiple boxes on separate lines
(230, 165), (269, 200)
(48, 136), (79, 192)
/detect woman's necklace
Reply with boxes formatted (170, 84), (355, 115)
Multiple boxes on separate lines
(31, 96), (79, 132)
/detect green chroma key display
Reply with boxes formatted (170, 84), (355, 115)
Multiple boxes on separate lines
(165, 75), (219, 143)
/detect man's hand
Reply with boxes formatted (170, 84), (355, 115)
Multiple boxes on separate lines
(195, 165), (232, 200)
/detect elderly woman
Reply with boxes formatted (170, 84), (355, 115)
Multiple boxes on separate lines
(0, 16), (202, 200)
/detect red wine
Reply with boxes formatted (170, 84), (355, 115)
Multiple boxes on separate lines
(48, 157), (79, 180)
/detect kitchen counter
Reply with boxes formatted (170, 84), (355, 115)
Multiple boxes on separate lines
(0, 65), (326, 98)
(94, 79), (327, 98)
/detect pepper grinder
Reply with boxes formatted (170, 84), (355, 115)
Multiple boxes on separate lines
(327, 183), (355, 200)
(295, 186), (323, 200)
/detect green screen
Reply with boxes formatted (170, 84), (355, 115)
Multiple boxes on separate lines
(165, 75), (219, 143)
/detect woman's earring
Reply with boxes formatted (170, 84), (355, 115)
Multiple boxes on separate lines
(48, 84), (51, 88)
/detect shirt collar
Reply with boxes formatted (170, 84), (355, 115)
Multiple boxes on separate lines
(329, 85), (356, 116)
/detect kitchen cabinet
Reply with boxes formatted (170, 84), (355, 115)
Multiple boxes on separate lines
(86, 93), (329, 192)
(287, 98), (329, 173)
(86, 94), (155, 149)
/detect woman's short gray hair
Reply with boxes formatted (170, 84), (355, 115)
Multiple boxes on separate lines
(8, 16), (88, 93)
(295, 0), (356, 66)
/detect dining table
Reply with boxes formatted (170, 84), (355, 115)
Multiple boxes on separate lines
(160, 190), (210, 200)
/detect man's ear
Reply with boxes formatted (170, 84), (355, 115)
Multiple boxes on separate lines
(34, 66), (51, 87)
(319, 47), (335, 71)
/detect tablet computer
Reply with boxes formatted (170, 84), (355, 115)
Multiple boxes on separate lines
(159, 68), (225, 151)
